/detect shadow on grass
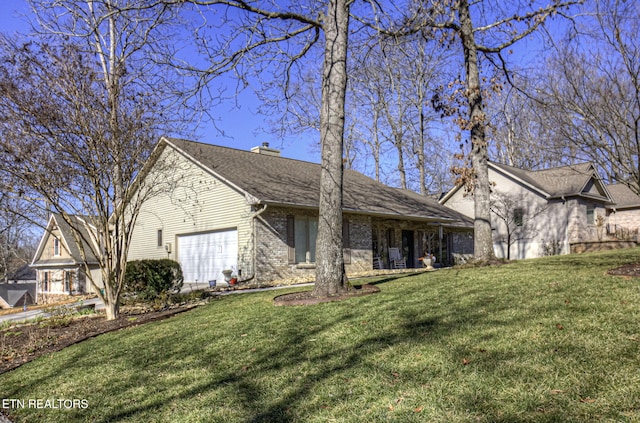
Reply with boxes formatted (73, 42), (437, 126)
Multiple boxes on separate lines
(5, 250), (640, 422)
(91, 291), (530, 422)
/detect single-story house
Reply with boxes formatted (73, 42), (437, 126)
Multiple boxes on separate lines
(31, 214), (103, 302)
(127, 137), (474, 285)
(440, 161), (637, 259)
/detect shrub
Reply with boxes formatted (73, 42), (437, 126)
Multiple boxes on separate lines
(124, 259), (184, 301)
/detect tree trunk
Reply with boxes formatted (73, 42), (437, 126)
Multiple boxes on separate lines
(458, 0), (496, 261)
(312, 0), (350, 297)
(395, 134), (407, 190)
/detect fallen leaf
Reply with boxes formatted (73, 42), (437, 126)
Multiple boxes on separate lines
(388, 404), (394, 411)
(414, 406), (423, 412)
(462, 358), (471, 365)
(556, 323), (564, 330)
(395, 397), (404, 404)
(580, 397), (596, 403)
(550, 389), (564, 395)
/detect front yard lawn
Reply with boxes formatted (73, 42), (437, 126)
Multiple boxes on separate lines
(2, 248), (640, 422)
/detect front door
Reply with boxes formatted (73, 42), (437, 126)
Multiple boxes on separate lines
(402, 230), (415, 268)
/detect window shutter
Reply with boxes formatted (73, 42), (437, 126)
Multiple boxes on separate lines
(343, 218), (351, 264)
(286, 215), (295, 264)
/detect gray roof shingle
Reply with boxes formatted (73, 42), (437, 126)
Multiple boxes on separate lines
(490, 162), (609, 199)
(165, 138), (472, 227)
(0, 284), (36, 307)
(607, 184), (640, 209)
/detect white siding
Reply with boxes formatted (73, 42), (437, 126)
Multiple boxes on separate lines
(442, 168), (573, 259)
(128, 148), (254, 276)
(442, 187), (475, 219)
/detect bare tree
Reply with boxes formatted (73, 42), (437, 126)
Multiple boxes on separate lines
(487, 83), (569, 171)
(490, 192), (547, 260)
(391, 0), (581, 261)
(0, 0), (189, 319)
(534, 0), (640, 193)
(0, 194), (39, 283)
(180, 0), (352, 296)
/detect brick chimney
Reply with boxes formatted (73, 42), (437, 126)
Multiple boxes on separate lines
(250, 142), (280, 157)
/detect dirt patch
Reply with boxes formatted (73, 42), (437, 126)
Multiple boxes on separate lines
(273, 284), (380, 306)
(0, 304), (199, 375)
(607, 263), (640, 278)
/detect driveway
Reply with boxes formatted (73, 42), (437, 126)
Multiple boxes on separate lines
(0, 297), (103, 325)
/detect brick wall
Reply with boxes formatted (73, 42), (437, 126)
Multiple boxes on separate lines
(253, 207), (373, 285)
(253, 206), (474, 285)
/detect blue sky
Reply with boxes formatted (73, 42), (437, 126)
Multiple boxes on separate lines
(0, 0), (321, 163)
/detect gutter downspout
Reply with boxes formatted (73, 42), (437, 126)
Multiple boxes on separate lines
(562, 196), (569, 254)
(240, 203), (268, 285)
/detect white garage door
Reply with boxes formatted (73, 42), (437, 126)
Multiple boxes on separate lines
(178, 230), (238, 283)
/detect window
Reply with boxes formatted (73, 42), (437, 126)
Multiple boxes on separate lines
(514, 208), (524, 227)
(157, 229), (163, 247)
(295, 217), (318, 263)
(287, 215), (350, 264)
(586, 205), (595, 225)
(42, 272), (50, 292)
(53, 238), (60, 256)
(64, 271), (74, 293)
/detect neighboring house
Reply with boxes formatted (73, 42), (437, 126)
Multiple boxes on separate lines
(0, 265), (37, 308)
(440, 161), (619, 259)
(127, 138), (474, 286)
(606, 183), (640, 239)
(0, 283), (36, 309)
(31, 214), (103, 301)
(6, 264), (36, 284)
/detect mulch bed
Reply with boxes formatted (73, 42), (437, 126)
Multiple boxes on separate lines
(0, 305), (197, 375)
(607, 263), (640, 278)
(273, 283), (380, 306)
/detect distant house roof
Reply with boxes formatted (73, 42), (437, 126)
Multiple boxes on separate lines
(491, 162), (612, 200)
(441, 161), (614, 205)
(8, 264), (36, 282)
(161, 137), (473, 227)
(607, 184), (640, 209)
(31, 214), (100, 268)
(0, 283), (36, 308)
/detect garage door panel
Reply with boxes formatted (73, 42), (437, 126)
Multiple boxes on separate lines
(178, 230), (238, 283)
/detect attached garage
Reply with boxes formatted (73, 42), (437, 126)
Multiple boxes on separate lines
(178, 229), (238, 283)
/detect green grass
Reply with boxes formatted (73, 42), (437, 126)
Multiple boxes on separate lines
(2, 248), (640, 422)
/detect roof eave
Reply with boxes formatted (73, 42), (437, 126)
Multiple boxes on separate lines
(259, 200), (462, 224)
(489, 162), (552, 198)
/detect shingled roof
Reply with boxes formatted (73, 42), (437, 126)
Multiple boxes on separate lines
(490, 161), (612, 201)
(607, 184), (640, 209)
(162, 137), (472, 227)
(439, 161), (615, 206)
